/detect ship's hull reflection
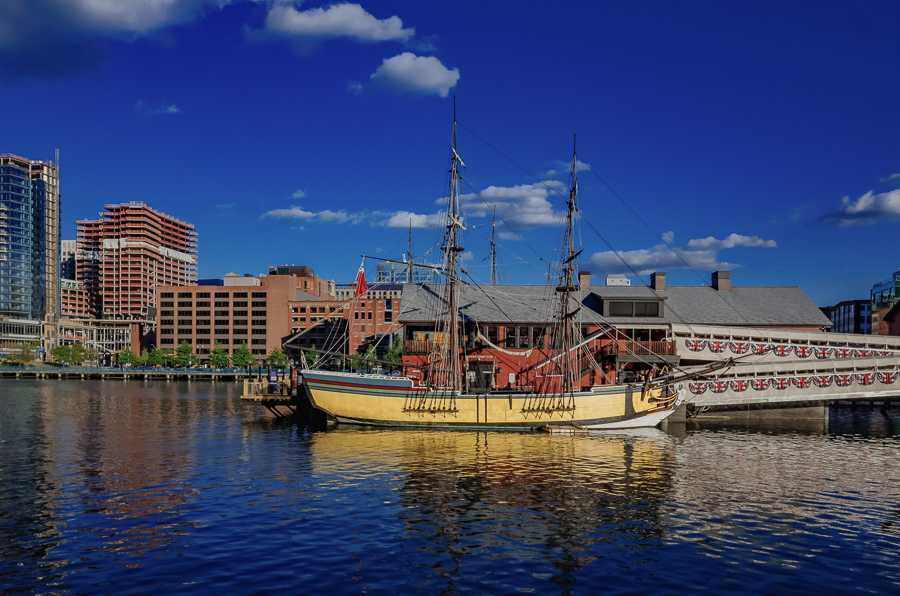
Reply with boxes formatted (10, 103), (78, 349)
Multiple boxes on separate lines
(309, 428), (676, 580)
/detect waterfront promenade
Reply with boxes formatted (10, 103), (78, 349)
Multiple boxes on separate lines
(0, 365), (252, 381)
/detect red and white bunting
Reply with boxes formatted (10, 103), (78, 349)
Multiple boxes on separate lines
(877, 371), (899, 384)
(834, 374), (853, 387)
(771, 345), (792, 357)
(752, 343), (771, 355)
(751, 378), (771, 391)
(792, 376), (812, 389)
(772, 377), (791, 390)
(709, 380), (730, 393)
(813, 375), (833, 388)
(689, 381), (707, 394)
(855, 372), (876, 385)
(686, 339), (707, 352)
(814, 347), (833, 359)
(731, 379), (750, 392)
(708, 341), (728, 354)
(730, 342), (750, 354)
(833, 348), (852, 359)
(794, 346), (813, 358)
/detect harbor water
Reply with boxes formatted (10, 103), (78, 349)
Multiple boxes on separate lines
(1, 379), (899, 594)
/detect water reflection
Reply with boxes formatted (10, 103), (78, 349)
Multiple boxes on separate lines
(1, 380), (899, 594)
(309, 428), (677, 590)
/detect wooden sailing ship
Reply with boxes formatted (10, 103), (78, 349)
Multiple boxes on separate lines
(301, 117), (683, 429)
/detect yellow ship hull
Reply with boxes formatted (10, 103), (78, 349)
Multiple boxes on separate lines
(302, 370), (682, 429)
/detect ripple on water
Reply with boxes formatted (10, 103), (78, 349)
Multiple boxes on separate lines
(2, 381), (900, 594)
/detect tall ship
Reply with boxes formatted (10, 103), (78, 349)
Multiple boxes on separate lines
(300, 117), (684, 429)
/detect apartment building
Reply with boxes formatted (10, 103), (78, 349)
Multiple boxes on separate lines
(78, 202), (197, 320)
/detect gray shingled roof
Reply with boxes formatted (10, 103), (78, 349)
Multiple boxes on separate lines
(293, 290), (323, 301)
(398, 283), (831, 328)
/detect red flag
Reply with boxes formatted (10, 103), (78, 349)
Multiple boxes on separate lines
(354, 261), (366, 298)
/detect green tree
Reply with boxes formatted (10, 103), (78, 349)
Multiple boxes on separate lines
(3, 341), (38, 365)
(147, 348), (167, 367)
(118, 346), (139, 366)
(385, 333), (403, 364)
(266, 346), (289, 369)
(231, 342), (253, 369)
(50, 344), (73, 364)
(175, 340), (195, 367)
(351, 345), (376, 372)
(86, 347), (99, 366)
(70, 343), (88, 365)
(139, 348), (150, 366)
(209, 340), (230, 369)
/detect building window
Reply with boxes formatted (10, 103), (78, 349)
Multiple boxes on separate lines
(635, 302), (659, 316)
(609, 302), (633, 316)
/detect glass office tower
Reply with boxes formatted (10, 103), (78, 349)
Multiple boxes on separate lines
(0, 153), (60, 322)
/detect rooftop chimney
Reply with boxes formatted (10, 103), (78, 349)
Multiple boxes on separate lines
(650, 271), (666, 291)
(712, 270), (731, 291)
(578, 271), (591, 290)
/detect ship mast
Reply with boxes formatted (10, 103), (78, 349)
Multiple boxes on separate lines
(442, 106), (465, 392)
(407, 220), (413, 284)
(490, 215), (497, 285)
(556, 135), (580, 395)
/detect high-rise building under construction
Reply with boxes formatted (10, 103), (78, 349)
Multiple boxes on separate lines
(77, 202), (197, 320)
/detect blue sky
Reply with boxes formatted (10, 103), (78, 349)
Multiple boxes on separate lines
(2, 1), (899, 307)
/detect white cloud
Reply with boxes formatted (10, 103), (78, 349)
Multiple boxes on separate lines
(369, 52), (459, 97)
(880, 173), (900, 183)
(588, 233), (777, 276)
(261, 179), (571, 231)
(291, 189), (306, 199)
(459, 181), (567, 229)
(819, 189), (900, 227)
(379, 210), (446, 229)
(265, 3), (413, 41)
(261, 205), (317, 220)
(135, 99), (181, 115)
(261, 204), (369, 224)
